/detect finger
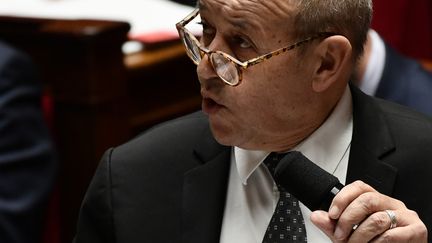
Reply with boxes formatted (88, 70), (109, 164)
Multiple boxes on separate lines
(310, 210), (337, 239)
(370, 209), (428, 243)
(348, 211), (394, 242)
(370, 223), (428, 243)
(334, 192), (405, 241)
(329, 180), (376, 219)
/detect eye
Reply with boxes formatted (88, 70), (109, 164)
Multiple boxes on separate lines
(233, 36), (253, 49)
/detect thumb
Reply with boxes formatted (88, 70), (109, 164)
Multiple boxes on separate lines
(310, 210), (337, 239)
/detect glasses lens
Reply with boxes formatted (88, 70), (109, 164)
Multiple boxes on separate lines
(211, 53), (239, 85)
(181, 30), (202, 64)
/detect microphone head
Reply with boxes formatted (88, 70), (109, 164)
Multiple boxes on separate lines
(274, 151), (342, 211)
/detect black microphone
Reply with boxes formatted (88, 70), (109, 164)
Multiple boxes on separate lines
(274, 151), (344, 211)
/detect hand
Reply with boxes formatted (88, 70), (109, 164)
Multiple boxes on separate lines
(310, 180), (428, 242)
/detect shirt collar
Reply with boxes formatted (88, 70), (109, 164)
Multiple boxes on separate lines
(234, 86), (353, 185)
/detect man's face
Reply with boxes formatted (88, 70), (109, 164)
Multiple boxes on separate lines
(197, 0), (320, 151)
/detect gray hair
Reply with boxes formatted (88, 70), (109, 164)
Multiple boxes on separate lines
(293, 0), (372, 61)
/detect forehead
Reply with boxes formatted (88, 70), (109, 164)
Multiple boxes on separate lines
(199, 0), (298, 34)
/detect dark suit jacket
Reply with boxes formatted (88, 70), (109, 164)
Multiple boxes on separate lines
(74, 86), (432, 243)
(0, 41), (56, 243)
(375, 44), (432, 116)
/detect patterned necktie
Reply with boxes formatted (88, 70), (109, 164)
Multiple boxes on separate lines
(262, 152), (307, 243)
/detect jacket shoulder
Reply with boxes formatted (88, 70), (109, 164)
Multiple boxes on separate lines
(115, 111), (210, 158)
(106, 111), (218, 180)
(377, 97), (432, 136)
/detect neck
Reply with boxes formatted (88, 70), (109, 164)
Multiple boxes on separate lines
(253, 95), (341, 152)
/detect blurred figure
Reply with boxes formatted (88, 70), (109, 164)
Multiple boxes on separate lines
(354, 29), (432, 116)
(0, 41), (56, 243)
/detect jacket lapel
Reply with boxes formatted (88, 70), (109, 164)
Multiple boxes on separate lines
(347, 86), (398, 195)
(182, 125), (231, 243)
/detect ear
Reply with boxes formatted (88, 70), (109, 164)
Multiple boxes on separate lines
(311, 36), (352, 93)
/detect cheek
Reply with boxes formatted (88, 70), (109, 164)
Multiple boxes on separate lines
(240, 64), (294, 105)
(237, 63), (313, 119)
(231, 80), (281, 126)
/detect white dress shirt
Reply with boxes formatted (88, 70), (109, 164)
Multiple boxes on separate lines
(359, 29), (386, 96)
(219, 86), (353, 243)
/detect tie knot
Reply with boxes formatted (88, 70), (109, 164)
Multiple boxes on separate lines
(263, 152), (287, 177)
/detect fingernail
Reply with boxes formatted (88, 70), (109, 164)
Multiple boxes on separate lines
(329, 206), (339, 218)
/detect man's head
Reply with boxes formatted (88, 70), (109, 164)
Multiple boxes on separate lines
(180, 0), (372, 151)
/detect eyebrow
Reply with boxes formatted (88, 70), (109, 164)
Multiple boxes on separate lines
(227, 18), (251, 32)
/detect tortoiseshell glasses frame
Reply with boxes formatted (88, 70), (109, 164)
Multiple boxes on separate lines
(176, 8), (335, 86)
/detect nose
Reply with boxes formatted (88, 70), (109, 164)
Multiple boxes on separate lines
(196, 40), (225, 91)
(197, 54), (217, 84)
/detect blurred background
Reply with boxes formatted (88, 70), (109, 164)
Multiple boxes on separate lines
(0, 0), (430, 242)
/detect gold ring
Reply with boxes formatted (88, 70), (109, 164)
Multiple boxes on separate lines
(385, 210), (397, 229)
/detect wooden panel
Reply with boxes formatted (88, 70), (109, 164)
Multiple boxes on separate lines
(0, 16), (131, 243)
(0, 16), (201, 242)
(125, 41), (201, 133)
(0, 15), (201, 243)
(0, 16), (130, 103)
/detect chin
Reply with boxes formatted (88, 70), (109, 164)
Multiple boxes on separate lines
(209, 125), (235, 146)
(208, 118), (239, 146)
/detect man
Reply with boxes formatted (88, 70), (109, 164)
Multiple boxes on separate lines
(354, 29), (432, 116)
(74, 0), (430, 242)
(0, 41), (57, 242)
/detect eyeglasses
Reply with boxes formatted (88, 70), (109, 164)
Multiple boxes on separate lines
(176, 8), (335, 86)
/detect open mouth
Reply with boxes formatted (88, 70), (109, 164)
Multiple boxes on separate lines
(202, 97), (223, 114)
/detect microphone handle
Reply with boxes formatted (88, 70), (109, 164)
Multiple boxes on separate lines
(320, 183), (344, 211)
